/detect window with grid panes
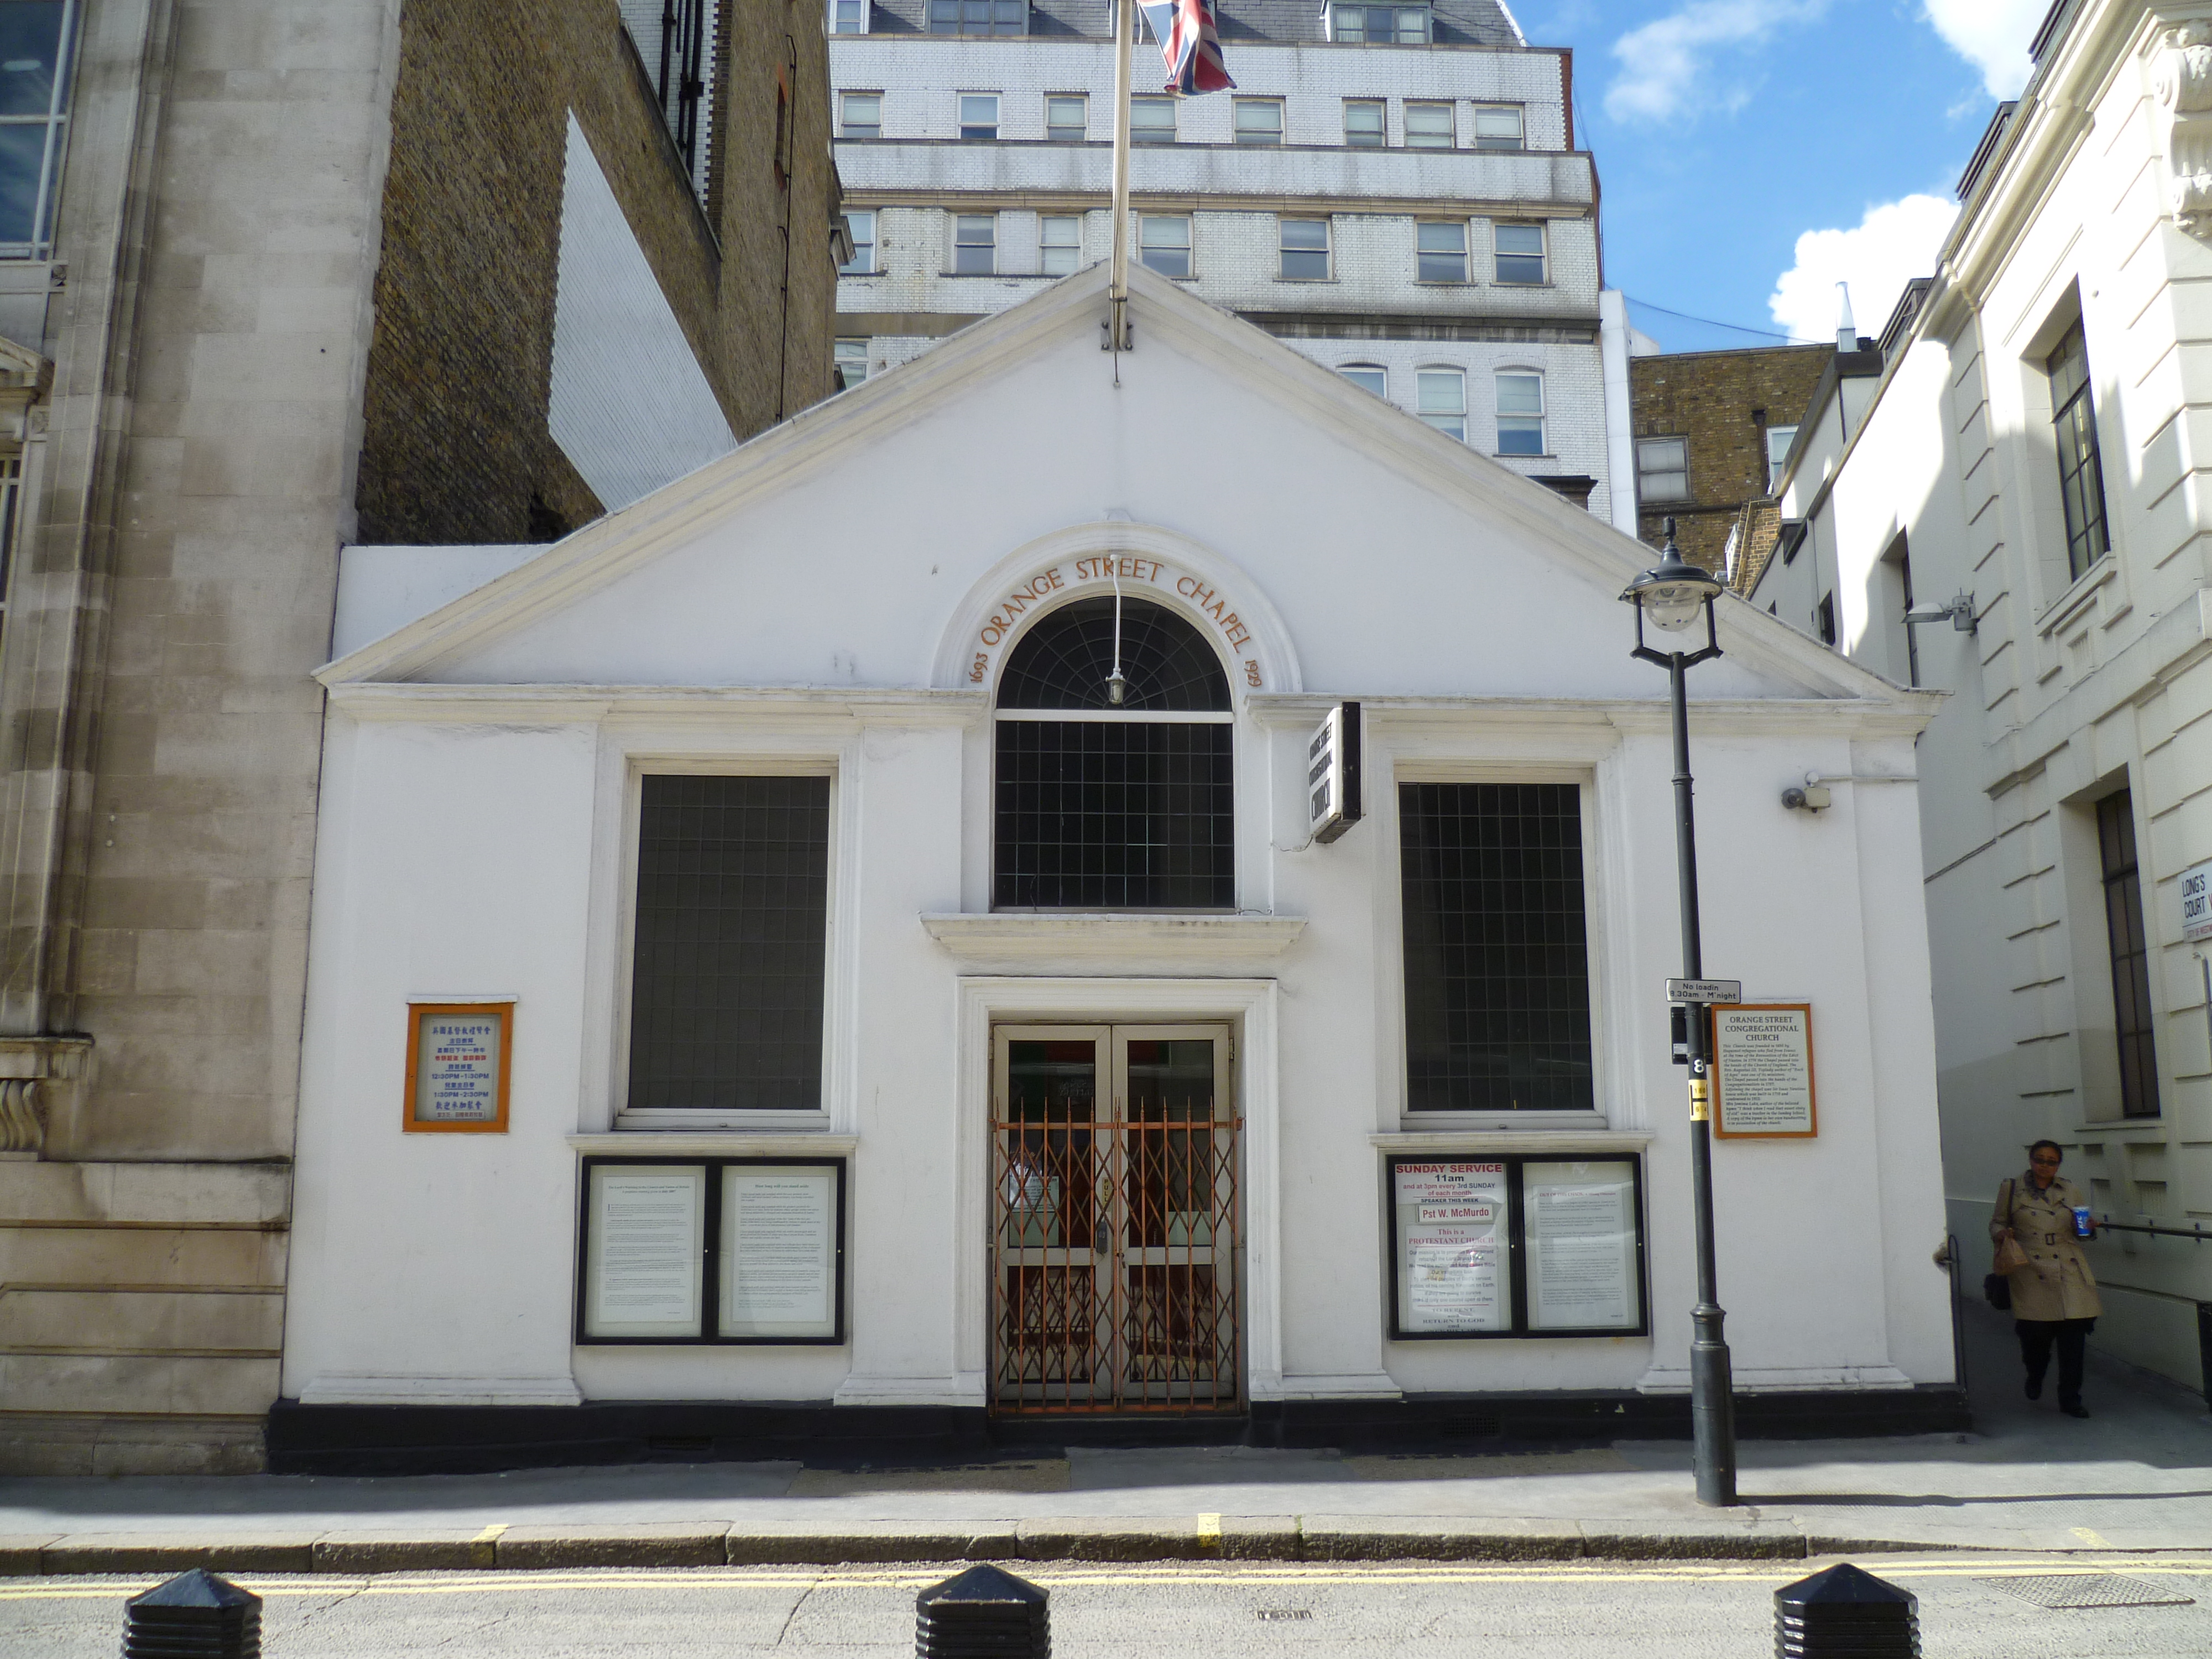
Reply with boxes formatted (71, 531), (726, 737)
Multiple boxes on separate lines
(1495, 222), (1545, 283)
(1139, 214), (1189, 276)
(1416, 221), (1467, 281)
(1041, 215), (1081, 274)
(1496, 373), (1543, 455)
(839, 209), (873, 273)
(1405, 101), (1453, 148)
(1131, 96), (1176, 144)
(2097, 791), (2160, 1119)
(628, 775), (830, 1112)
(1279, 217), (1328, 280)
(839, 92), (879, 138)
(959, 93), (999, 139)
(1331, 4), (1430, 41)
(928, 0), (1023, 32)
(1416, 367), (1464, 440)
(1471, 104), (1522, 150)
(954, 213), (995, 274)
(2047, 319), (2110, 580)
(830, 0), (866, 32)
(1400, 782), (1594, 1113)
(1234, 98), (1284, 145)
(994, 598), (1233, 910)
(1046, 94), (1087, 141)
(1344, 98), (1384, 147)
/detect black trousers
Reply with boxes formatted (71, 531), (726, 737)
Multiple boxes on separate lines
(2016, 1317), (2095, 1407)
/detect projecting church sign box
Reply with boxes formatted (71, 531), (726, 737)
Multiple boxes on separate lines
(1710, 1004), (1816, 1139)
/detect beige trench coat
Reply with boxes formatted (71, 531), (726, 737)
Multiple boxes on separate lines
(1990, 1172), (2102, 1322)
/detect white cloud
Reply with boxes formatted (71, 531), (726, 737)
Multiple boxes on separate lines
(1923, 0), (2047, 98)
(1768, 195), (1960, 343)
(1603, 0), (1824, 124)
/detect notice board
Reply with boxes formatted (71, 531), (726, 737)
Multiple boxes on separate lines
(1711, 1003), (1816, 1139)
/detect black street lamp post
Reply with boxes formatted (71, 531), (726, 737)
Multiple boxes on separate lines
(1620, 517), (1738, 1509)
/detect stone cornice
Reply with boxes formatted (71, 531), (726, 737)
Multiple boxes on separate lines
(921, 911), (1307, 974)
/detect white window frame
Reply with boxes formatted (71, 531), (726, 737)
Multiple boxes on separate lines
(1279, 216), (1330, 281)
(1637, 436), (1689, 503)
(839, 208), (875, 274)
(1329, 3), (1430, 43)
(953, 212), (997, 275)
(1131, 96), (1177, 145)
(1339, 364), (1387, 398)
(1765, 424), (1797, 492)
(1233, 97), (1285, 146)
(1415, 220), (1467, 283)
(1494, 221), (1547, 285)
(838, 91), (881, 139)
(1040, 213), (1082, 275)
(1495, 371), (1545, 457)
(1404, 100), (1454, 149)
(1416, 366), (1466, 441)
(833, 338), (869, 390)
(1471, 103), (1523, 151)
(828, 0), (868, 32)
(1045, 93), (1088, 142)
(958, 92), (1000, 140)
(1343, 98), (1385, 148)
(1138, 213), (1191, 277)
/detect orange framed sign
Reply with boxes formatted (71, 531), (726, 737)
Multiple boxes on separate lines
(1710, 1003), (1815, 1139)
(403, 1001), (514, 1133)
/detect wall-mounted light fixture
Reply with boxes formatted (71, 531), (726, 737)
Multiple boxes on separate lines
(1903, 592), (1976, 633)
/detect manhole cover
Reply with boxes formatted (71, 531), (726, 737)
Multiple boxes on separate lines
(1979, 1574), (2195, 1610)
(1255, 1609), (1313, 1622)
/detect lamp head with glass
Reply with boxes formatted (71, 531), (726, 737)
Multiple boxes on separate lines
(1620, 518), (1726, 634)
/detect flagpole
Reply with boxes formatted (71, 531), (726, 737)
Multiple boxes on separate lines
(1107, 0), (1133, 377)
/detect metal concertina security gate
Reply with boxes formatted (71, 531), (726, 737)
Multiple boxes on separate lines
(989, 1025), (1241, 1414)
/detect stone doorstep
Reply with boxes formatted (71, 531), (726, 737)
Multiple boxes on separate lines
(3, 1519), (1965, 1575)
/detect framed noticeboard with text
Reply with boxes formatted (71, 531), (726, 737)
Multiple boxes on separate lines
(576, 1156), (847, 1344)
(1385, 1155), (1647, 1340)
(403, 1001), (513, 1133)
(1711, 1003), (1816, 1139)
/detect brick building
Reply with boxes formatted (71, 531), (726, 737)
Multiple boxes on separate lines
(1627, 342), (1835, 577)
(0, 0), (837, 1475)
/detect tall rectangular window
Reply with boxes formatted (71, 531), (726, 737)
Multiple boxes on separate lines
(1131, 96), (1177, 144)
(1495, 222), (1546, 284)
(1472, 103), (1523, 150)
(959, 93), (1000, 140)
(2097, 791), (2160, 1120)
(1416, 367), (1464, 440)
(1046, 94), (1088, 142)
(1279, 217), (1329, 279)
(1400, 782), (1594, 1114)
(928, 0), (1024, 32)
(1416, 220), (1467, 282)
(1040, 213), (1081, 274)
(954, 213), (996, 274)
(1495, 373), (1544, 455)
(833, 338), (868, 390)
(1344, 98), (1385, 147)
(2048, 319), (2110, 581)
(839, 92), (880, 139)
(1765, 422), (1797, 491)
(1139, 213), (1190, 276)
(1637, 436), (1688, 502)
(1404, 100), (1454, 148)
(628, 775), (830, 1113)
(1234, 98), (1284, 145)
(839, 208), (874, 273)
(830, 0), (867, 31)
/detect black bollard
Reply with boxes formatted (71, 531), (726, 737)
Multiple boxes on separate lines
(1774, 1562), (1919, 1658)
(915, 1562), (1049, 1659)
(123, 1567), (262, 1658)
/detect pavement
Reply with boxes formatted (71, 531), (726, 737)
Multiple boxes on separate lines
(3, 1303), (2208, 1575)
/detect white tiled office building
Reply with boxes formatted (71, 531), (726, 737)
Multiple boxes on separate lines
(828, 0), (1634, 526)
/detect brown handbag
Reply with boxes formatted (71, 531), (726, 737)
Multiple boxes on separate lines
(1991, 1179), (2030, 1274)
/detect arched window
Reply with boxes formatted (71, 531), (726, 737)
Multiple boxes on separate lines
(995, 596), (1234, 909)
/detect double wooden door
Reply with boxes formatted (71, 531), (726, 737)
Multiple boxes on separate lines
(989, 1024), (1240, 1414)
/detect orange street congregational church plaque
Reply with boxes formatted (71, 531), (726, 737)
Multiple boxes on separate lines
(1711, 1003), (1815, 1139)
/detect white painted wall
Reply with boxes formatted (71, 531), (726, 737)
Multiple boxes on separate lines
(293, 265), (1953, 1410)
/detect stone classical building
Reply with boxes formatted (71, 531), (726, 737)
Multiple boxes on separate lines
(1749, 0), (2212, 1392)
(827, 0), (1637, 528)
(0, 0), (838, 1475)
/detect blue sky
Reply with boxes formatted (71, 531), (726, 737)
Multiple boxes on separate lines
(1504, 0), (2048, 352)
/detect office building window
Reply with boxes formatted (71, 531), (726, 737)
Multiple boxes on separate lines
(1234, 98), (1284, 145)
(1332, 3), (1430, 42)
(1040, 214), (1082, 274)
(2047, 319), (2110, 581)
(994, 598), (1233, 910)
(839, 92), (880, 140)
(1765, 423), (1797, 492)
(833, 338), (869, 391)
(1131, 96), (1177, 144)
(954, 213), (996, 274)
(1472, 103), (1523, 150)
(1417, 367), (1465, 440)
(2098, 791), (2161, 1120)
(1405, 100), (1454, 148)
(839, 209), (874, 274)
(1400, 781), (1594, 1114)
(1495, 222), (1546, 284)
(928, 0), (1024, 32)
(1139, 214), (1190, 277)
(830, 0), (867, 31)
(1344, 98), (1385, 147)
(1416, 220), (1467, 282)
(1340, 364), (1386, 397)
(1496, 373), (1544, 456)
(1046, 94), (1088, 142)
(1637, 436), (1687, 503)
(628, 775), (830, 1113)
(1279, 217), (1329, 280)
(959, 93), (999, 140)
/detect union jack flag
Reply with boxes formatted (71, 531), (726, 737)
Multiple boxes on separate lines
(1136, 0), (1234, 93)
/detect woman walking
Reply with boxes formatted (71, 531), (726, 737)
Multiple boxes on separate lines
(1991, 1139), (2101, 1418)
